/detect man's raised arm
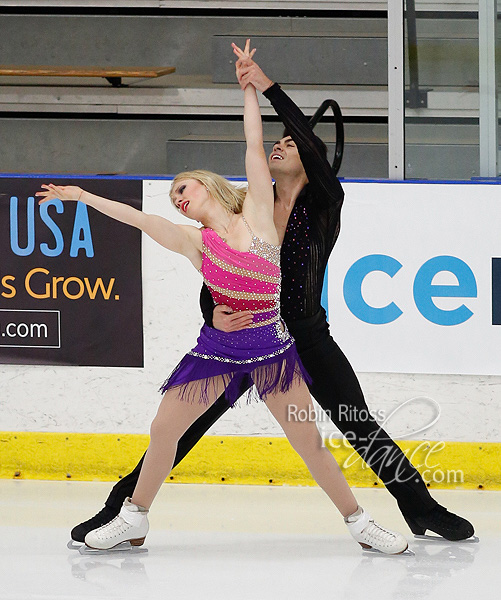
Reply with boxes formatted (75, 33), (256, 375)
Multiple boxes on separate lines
(237, 57), (344, 212)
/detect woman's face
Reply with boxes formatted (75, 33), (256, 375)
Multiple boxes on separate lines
(171, 178), (209, 221)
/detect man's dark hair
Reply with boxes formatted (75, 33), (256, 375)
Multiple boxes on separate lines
(282, 128), (328, 160)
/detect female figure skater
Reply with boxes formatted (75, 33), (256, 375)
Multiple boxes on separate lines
(37, 41), (408, 555)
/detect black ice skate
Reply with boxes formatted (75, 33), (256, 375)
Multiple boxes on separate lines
(403, 505), (479, 542)
(68, 505), (118, 549)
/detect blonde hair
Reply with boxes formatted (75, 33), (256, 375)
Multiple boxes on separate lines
(170, 170), (246, 214)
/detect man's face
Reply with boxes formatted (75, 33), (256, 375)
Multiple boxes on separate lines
(268, 136), (305, 179)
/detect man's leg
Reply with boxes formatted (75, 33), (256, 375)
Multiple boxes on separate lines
(288, 312), (474, 540)
(300, 338), (436, 514)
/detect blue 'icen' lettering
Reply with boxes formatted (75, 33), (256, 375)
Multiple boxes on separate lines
(413, 256), (477, 326)
(343, 254), (477, 326)
(343, 254), (403, 324)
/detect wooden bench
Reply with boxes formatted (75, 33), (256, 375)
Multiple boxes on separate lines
(0, 65), (176, 87)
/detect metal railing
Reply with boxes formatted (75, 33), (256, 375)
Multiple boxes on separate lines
(405, 0), (430, 108)
(308, 99), (345, 175)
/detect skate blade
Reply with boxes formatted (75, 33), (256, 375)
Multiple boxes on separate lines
(78, 542), (148, 556)
(67, 540), (83, 550)
(362, 546), (415, 557)
(413, 533), (480, 543)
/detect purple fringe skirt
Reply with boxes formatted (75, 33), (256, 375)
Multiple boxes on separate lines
(159, 321), (311, 406)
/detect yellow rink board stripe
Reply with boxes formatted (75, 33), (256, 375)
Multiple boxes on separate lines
(0, 432), (499, 490)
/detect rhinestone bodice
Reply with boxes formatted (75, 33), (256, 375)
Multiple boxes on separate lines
(242, 214), (281, 267)
(200, 224), (282, 329)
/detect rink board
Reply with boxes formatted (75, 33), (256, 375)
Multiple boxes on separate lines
(1, 431), (500, 490)
(1, 176), (500, 488)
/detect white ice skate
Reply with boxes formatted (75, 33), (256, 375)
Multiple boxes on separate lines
(83, 498), (149, 554)
(345, 507), (411, 555)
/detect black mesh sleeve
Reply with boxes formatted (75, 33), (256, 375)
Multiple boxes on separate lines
(263, 83), (344, 213)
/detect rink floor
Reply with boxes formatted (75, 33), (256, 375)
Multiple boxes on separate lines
(0, 480), (499, 600)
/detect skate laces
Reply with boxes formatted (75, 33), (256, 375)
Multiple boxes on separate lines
(362, 520), (398, 546)
(93, 514), (135, 540)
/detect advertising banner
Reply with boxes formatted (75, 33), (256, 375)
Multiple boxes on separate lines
(0, 177), (143, 367)
(328, 182), (501, 375)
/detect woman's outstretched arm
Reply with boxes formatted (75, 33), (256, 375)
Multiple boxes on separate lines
(36, 184), (202, 265)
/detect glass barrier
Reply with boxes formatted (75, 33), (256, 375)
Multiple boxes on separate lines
(494, 1), (500, 175)
(404, 0), (481, 179)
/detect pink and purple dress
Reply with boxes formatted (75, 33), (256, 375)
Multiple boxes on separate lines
(160, 216), (311, 406)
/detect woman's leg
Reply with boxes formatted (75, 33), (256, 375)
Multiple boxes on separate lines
(264, 378), (358, 518)
(84, 377), (228, 550)
(131, 377), (227, 509)
(289, 313), (474, 540)
(71, 384), (246, 544)
(264, 377), (409, 554)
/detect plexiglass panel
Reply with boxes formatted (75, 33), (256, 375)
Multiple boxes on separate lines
(404, 1), (480, 179)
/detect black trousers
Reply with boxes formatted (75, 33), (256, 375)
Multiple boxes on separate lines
(107, 309), (437, 517)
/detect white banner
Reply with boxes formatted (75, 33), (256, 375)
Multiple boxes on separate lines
(327, 182), (501, 376)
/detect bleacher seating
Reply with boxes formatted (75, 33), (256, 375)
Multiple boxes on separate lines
(0, 66), (176, 87)
(0, 3), (481, 179)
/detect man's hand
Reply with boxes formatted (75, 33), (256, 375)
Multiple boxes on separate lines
(213, 305), (253, 332)
(232, 40), (273, 93)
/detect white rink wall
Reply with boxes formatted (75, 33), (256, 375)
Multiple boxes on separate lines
(0, 180), (500, 443)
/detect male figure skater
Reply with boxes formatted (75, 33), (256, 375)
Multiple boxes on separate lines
(72, 54), (474, 543)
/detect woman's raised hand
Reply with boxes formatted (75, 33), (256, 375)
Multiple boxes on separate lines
(232, 39), (256, 89)
(232, 38), (256, 62)
(36, 184), (84, 204)
(232, 39), (273, 93)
